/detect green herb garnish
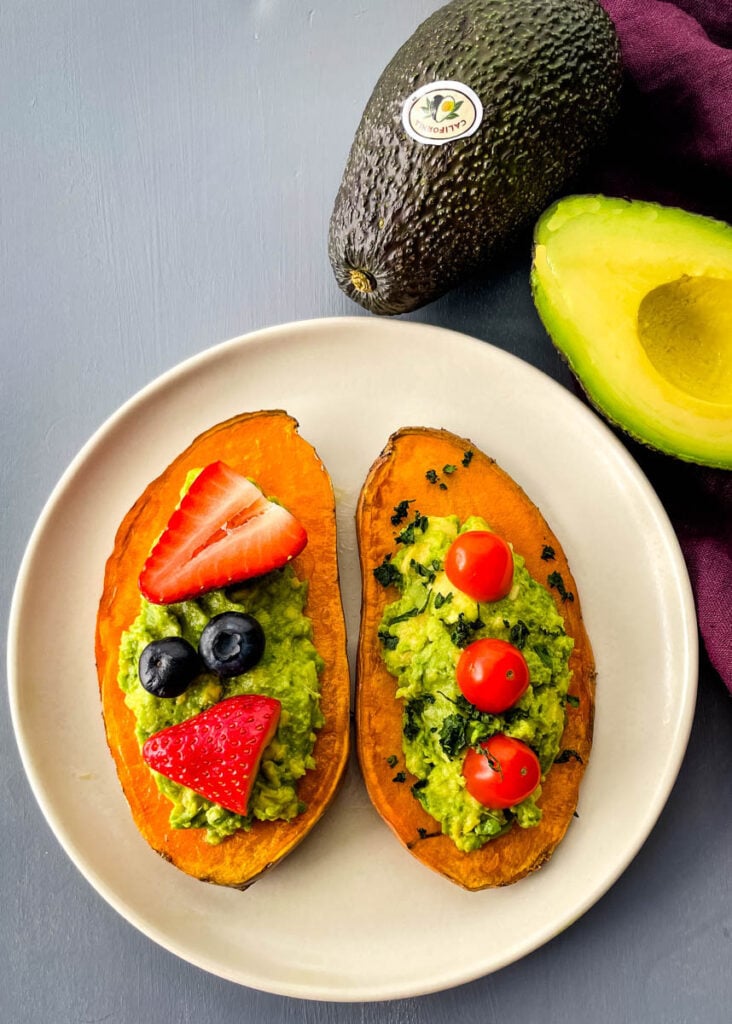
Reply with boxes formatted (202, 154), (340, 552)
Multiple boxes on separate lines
(378, 630), (398, 650)
(411, 778), (428, 798)
(548, 571), (574, 602)
(447, 612), (485, 648)
(403, 694), (436, 741)
(373, 556), (403, 588)
(509, 620), (530, 649)
(554, 748), (583, 764)
(396, 510), (429, 545)
(410, 558), (436, 584)
(391, 499), (414, 525)
(439, 713), (469, 757)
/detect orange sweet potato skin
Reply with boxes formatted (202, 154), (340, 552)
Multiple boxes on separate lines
(356, 427), (596, 890)
(95, 411), (350, 888)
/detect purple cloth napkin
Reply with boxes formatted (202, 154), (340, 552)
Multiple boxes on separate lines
(597, 0), (732, 222)
(591, 0), (732, 692)
(632, 450), (732, 694)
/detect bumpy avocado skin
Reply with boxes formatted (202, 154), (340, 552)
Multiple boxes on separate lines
(328, 0), (621, 315)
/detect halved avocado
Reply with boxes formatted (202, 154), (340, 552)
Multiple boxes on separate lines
(531, 195), (732, 468)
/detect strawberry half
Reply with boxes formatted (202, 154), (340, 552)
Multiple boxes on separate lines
(139, 461), (307, 604)
(142, 694), (281, 816)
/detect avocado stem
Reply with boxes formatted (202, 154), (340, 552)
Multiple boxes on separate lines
(349, 268), (376, 294)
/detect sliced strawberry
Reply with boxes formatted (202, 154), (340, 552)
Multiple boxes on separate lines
(139, 461), (307, 604)
(142, 694), (281, 816)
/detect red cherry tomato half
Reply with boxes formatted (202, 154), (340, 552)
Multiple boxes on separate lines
(444, 531), (513, 603)
(456, 638), (530, 713)
(463, 734), (541, 809)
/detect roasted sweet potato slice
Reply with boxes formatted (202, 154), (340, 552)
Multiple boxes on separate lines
(356, 427), (595, 889)
(95, 411), (350, 888)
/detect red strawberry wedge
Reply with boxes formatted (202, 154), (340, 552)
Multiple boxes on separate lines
(142, 695), (281, 816)
(138, 461), (307, 604)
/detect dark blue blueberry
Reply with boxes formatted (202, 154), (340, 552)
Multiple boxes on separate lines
(198, 612), (265, 678)
(139, 637), (200, 698)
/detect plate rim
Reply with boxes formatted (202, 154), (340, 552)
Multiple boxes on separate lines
(7, 315), (698, 1001)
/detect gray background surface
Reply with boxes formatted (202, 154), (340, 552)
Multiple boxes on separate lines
(3, 2), (731, 1022)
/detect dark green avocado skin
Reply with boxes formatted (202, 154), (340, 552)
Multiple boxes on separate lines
(328, 0), (621, 315)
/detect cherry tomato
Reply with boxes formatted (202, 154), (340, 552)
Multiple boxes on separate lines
(456, 638), (530, 713)
(444, 531), (513, 603)
(463, 734), (541, 809)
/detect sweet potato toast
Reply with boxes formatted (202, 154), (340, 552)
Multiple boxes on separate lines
(95, 411), (350, 888)
(355, 427), (595, 889)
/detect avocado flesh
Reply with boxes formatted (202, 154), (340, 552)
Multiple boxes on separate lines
(329, 0), (621, 315)
(531, 195), (732, 468)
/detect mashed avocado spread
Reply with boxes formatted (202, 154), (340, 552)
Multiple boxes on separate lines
(376, 513), (573, 852)
(118, 565), (323, 844)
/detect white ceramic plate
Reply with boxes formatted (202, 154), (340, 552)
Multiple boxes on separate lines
(8, 317), (697, 1002)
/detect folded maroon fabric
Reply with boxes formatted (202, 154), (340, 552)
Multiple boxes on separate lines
(593, 0), (732, 692)
(633, 449), (732, 694)
(597, 0), (732, 221)
(680, 486), (732, 690)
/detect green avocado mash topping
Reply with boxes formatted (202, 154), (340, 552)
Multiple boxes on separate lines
(376, 512), (574, 852)
(118, 565), (324, 844)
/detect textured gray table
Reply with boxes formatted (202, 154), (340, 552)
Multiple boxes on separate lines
(3, 2), (731, 1021)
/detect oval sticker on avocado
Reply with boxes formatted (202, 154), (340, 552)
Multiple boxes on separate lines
(401, 80), (483, 146)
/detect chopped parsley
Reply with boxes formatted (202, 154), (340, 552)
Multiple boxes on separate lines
(508, 619), (530, 649)
(396, 511), (429, 545)
(378, 629), (398, 650)
(373, 556), (402, 588)
(433, 591), (453, 610)
(403, 694), (435, 741)
(503, 705), (530, 725)
(554, 748), (583, 764)
(565, 694), (580, 708)
(387, 605), (421, 627)
(410, 558), (437, 584)
(541, 545), (556, 561)
(439, 713), (469, 757)
(462, 450), (474, 467)
(386, 754), (398, 768)
(392, 771), (407, 783)
(426, 466), (453, 489)
(547, 570), (575, 602)
(390, 499), (414, 525)
(447, 612), (485, 649)
(534, 643), (554, 668)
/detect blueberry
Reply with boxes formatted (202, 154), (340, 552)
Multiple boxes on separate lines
(198, 612), (265, 678)
(139, 637), (200, 698)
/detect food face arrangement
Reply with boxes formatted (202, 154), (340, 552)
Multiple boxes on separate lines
(95, 411), (350, 889)
(96, 415), (594, 891)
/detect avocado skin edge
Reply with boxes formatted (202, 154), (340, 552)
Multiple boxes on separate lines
(328, 0), (622, 316)
(530, 194), (732, 469)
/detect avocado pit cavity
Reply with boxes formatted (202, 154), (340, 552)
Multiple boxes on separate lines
(637, 275), (732, 404)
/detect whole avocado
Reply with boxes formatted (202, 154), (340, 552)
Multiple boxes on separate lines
(328, 0), (621, 315)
